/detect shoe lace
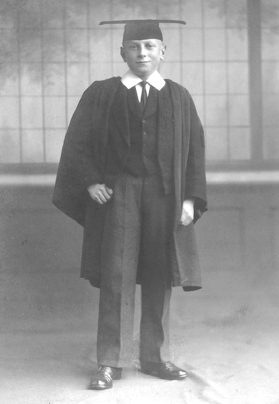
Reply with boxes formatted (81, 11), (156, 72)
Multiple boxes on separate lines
(98, 366), (114, 382)
(164, 361), (175, 370)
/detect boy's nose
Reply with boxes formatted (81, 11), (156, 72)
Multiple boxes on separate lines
(138, 46), (147, 57)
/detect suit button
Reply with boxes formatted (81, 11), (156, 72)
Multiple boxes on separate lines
(142, 119), (146, 124)
(143, 132), (147, 136)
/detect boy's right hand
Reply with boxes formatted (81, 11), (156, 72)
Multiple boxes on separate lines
(87, 184), (113, 204)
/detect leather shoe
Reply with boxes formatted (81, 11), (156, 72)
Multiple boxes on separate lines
(89, 365), (122, 390)
(140, 361), (187, 380)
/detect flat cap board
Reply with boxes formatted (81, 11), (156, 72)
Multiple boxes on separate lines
(99, 20), (186, 41)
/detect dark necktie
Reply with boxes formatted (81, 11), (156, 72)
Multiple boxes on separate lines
(140, 81), (147, 108)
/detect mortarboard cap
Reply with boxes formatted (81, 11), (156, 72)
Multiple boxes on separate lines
(100, 19), (186, 42)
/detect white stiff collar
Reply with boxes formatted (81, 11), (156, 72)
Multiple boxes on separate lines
(121, 70), (165, 91)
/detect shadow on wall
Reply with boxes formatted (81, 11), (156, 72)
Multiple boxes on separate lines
(1, 0), (278, 88)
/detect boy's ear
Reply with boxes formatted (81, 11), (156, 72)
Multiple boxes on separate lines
(160, 45), (166, 60)
(120, 47), (126, 62)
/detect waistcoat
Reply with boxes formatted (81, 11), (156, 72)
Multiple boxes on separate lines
(124, 85), (160, 177)
(105, 82), (174, 194)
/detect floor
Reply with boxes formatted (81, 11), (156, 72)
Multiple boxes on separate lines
(1, 280), (279, 404)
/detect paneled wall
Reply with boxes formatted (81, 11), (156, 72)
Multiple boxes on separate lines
(1, 0), (278, 167)
(1, 184), (278, 332)
(0, 0), (278, 334)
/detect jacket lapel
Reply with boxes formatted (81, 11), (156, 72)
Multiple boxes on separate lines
(128, 86), (142, 117)
(110, 82), (130, 147)
(143, 86), (158, 118)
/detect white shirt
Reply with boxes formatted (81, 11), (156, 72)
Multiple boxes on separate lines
(121, 70), (166, 102)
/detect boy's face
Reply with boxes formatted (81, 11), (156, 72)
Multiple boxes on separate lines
(121, 39), (166, 80)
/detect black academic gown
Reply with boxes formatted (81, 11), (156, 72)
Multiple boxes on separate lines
(53, 77), (207, 291)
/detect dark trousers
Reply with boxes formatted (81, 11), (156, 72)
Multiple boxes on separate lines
(97, 172), (174, 368)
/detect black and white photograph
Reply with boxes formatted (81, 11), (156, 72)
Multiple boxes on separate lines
(0, 1), (279, 403)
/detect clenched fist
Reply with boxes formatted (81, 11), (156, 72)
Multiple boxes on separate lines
(180, 199), (194, 226)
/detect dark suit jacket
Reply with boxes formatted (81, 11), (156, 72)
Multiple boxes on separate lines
(53, 77), (207, 291)
(104, 80), (174, 192)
